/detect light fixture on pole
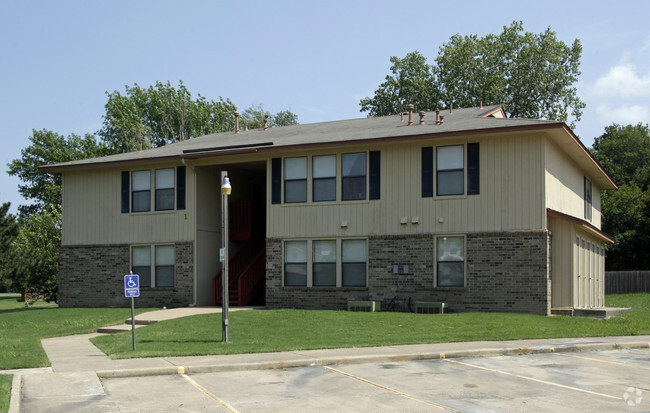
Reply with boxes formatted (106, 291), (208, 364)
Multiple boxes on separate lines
(220, 172), (231, 342)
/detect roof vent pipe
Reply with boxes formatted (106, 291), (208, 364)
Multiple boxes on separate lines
(264, 115), (269, 130)
(418, 111), (425, 125)
(234, 112), (240, 134)
(407, 104), (414, 126)
(439, 115), (444, 125)
(479, 100), (483, 109)
(450, 104), (453, 114)
(436, 109), (440, 123)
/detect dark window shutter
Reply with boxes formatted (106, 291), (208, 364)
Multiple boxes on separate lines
(467, 143), (480, 195)
(176, 166), (186, 210)
(369, 151), (380, 200)
(421, 147), (433, 197)
(121, 171), (130, 213)
(271, 158), (281, 204)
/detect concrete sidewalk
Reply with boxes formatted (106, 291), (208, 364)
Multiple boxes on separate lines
(2, 306), (649, 413)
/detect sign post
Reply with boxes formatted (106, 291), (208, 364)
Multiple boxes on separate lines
(124, 273), (140, 351)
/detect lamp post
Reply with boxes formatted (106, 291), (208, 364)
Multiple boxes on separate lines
(221, 171), (231, 342)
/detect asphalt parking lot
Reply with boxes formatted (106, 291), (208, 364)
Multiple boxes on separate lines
(20, 348), (649, 412)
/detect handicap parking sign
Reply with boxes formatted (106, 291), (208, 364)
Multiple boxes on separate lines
(124, 274), (140, 297)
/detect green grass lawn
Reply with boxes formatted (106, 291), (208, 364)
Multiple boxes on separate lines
(0, 294), (156, 370)
(92, 293), (649, 359)
(0, 374), (10, 413)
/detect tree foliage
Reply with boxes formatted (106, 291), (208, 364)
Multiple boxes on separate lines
(359, 52), (440, 117)
(99, 81), (238, 153)
(592, 123), (650, 270)
(7, 206), (62, 298)
(0, 202), (19, 292)
(240, 104), (299, 130)
(7, 130), (109, 216)
(361, 21), (585, 128)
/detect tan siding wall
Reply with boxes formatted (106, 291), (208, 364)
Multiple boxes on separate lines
(549, 216), (574, 308)
(267, 133), (545, 238)
(545, 140), (602, 228)
(61, 164), (195, 246)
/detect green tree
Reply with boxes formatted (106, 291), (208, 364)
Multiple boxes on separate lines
(7, 206), (61, 299)
(361, 21), (585, 128)
(100, 81), (238, 152)
(360, 51), (440, 117)
(7, 130), (109, 216)
(272, 110), (299, 127)
(0, 202), (19, 292)
(591, 123), (650, 270)
(240, 104), (299, 129)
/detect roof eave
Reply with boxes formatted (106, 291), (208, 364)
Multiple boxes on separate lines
(547, 208), (615, 244)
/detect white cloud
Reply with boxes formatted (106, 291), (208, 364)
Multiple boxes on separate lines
(596, 104), (650, 126)
(592, 64), (650, 97)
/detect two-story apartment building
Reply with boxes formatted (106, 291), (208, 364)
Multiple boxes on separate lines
(41, 105), (616, 315)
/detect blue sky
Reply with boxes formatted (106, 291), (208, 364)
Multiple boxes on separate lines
(1, 1), (649, 213)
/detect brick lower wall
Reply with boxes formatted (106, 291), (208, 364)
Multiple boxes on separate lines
(265, 231), (551, 315)
(58, 242), (194, 308)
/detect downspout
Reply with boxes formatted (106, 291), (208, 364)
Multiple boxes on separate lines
(182, 158), (199, 307)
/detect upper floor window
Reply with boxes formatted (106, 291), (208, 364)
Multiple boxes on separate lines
(284, 157), (307, 203)
(271, 152), (380, 204)
(131, 170), (151, 212)
(584, 177), (592, 221)
(122, 166), (186, 213)
(437, 145), (464, 196)
(422, 143), (479, 198)
(313, 155), (336, 202)
(342, 152), (366, 201)
(155, 168), (175, 211)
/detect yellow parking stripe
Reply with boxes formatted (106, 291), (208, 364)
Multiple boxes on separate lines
(444, 359), (621, 400)
(554, 352), (650, 370)
(181, 374), (240, 413)
(322, 365), (459, 412)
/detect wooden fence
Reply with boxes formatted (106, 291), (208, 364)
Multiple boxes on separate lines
(605, 271), (650, 294)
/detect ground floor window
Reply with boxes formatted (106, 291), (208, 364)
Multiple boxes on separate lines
(283, 238), (367, 287)
(436, 236), (465, 287)
(131, 244), (175, 287)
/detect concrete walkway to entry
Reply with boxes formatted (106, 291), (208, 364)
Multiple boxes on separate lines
(96, 306), (258, 333)
(2, 305), (649, 413)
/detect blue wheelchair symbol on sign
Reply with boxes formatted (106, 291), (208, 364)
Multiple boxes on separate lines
(124, 274), (140, 297)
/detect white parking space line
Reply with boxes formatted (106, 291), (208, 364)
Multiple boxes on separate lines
(181, 374), (240, 413)
(554, 352), (650, 370)
(321, 365), (460, 412)
(444, 359), (622, 400)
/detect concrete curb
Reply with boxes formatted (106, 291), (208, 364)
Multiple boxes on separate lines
(8, 374), (22, 413)
(96, 340), (650, 379)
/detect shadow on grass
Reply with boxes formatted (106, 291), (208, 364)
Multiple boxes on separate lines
(0, 307), (58, 315)
(138, 339), (222, 344)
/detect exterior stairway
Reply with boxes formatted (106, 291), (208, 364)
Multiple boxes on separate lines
(212, 201), (266, 306)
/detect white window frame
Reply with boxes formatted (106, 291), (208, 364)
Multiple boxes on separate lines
(434, 235), (466, 288)
(131, 170), (151, 212)
(341, 152), (367, 201)
(312, 155), (337, 202)
(436, 144), (465, 196)
(130, 168), (180, 213)
(130, 244), (175, 288)
(279, 152), (371, 204)
(284, 157), (308, 203)
(155, 168), (175, 211)
(282, 238), (367, 288)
